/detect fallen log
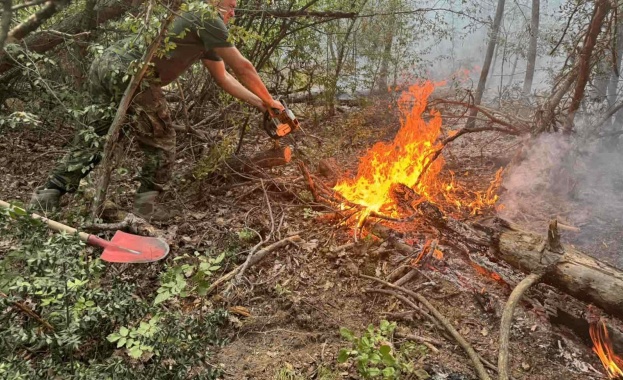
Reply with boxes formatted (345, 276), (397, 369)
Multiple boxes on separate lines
(224, 145), (292, 175)
(416, 201), (623, 317)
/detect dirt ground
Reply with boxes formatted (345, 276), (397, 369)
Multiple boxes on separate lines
(0, 91), (614, 379)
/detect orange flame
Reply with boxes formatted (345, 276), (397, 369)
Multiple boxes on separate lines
(333, 81), (501, 223)
(590, 321), (623, 378)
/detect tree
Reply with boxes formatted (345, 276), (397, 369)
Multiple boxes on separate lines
(522, 0), (539, 97)
(466, 0), (506, 129)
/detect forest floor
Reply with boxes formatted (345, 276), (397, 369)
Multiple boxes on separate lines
(0, 88), (616, 380)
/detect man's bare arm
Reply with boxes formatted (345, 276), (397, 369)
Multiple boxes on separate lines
(203, 59), (265, 111)
(212, 46), (284, 113)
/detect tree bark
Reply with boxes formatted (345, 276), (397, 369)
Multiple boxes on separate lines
(568, 0), (612, 121)
(466, 0), (506, 128)
(375, 24), (394, 93)
(91, 1), (180, 219)
(522, 0), (540, 97)
(0, 0), (12, 49)
(416, 201), (623, 318)
(0, 0), (147, 75)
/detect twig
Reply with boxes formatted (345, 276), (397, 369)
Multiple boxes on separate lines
(230, 180), (276, 287)
(297, 161), (319, 201)
(83, 212), (157, 236)
(498, 273), (542, 380)
(361, 274), (492, 380)
(365, 289), (437, 327)
(1, 291), (54, 332)
(394, 331), (444, 347)
(206, 235), (302, 295)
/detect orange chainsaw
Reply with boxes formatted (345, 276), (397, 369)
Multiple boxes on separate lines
(263, 100), (300, 139)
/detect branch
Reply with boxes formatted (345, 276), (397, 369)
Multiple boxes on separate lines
(246, 9), (356, 18)
(91, 1), (180, 218)
(0, 0), (148, 76)
(1, 291), (54, 332)
(0, 0), (12, 49)
(5, 0), (69, 45)
(498, 273), (542, 380)
(206, 235), (303, 295)
(11, 0), (47, 11)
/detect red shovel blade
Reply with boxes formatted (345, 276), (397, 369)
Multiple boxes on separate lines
(98, 231), (169, 263)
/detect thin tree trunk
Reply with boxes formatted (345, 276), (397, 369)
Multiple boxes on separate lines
(568, 0), (612, 121)
(91, 1), (180, 219)
(506, 53), (519, 87)
(522, 0), (540, 97)
(466, 0), (506, 128)
(607, 14), (623, 109)
(376, 26), (394, 93)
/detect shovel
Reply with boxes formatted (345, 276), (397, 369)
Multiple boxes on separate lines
(0, 200), (169, 263)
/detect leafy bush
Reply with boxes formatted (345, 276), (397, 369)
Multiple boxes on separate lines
(0, 205), (227, 379)
(338, 320), (427, 379)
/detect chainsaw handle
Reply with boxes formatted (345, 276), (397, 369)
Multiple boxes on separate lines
(0, 200), (91, 242)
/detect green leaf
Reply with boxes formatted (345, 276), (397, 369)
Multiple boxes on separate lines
(212, 252), (225, 264)
(107, 333), (120, 343)
(337, 348), (349, 363)
(117, 337), (127, 348)
(119, 326), (129, 337)
(367, 367), (381, 377)
(339, 327), (354, 341)
(379, 345), (391, 355)
(381, 367), (396, 377)
(154, 290), (170, 305)
(380, 320), (390, 331)
(128, 346), (143, 359)
(369, 353), (381, 364)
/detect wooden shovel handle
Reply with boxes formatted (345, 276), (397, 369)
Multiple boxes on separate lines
(0, 200), (90, 242)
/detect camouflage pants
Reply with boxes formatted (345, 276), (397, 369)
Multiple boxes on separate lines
(47, 50), (176, 193)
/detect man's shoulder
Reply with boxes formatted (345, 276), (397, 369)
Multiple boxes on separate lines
(177, 7), (227, 31)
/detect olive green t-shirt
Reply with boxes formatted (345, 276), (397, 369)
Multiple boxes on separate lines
(117, 11), (233, 86)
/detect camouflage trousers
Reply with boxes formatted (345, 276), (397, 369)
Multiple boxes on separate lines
(47, 50), (176, 193)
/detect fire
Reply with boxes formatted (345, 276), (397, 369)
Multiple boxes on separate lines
(333, 81), (501, 224)
(590, 320), (623, 378)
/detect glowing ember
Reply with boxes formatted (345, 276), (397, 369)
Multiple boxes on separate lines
(333, 81), (501, 224)
(590, 321), (623, 378)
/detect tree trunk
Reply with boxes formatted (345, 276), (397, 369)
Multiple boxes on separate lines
(375, 26), (394, 93)
(606, 13), (623, 130)
(0, 0), (147, 75)
(466, 0), (506, 128)
(416, 201), (623, 318)
(522, 0), (540, 97)
(568, 0), (612, 121)
(0, 0), (12, 49)
(506, 52), (519, 87)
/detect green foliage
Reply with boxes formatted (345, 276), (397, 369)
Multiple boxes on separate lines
(0, 205), (227, 379)
(192, 131), (238, 179)
(338, 320), (426, 379)
(154, 251), (226, 305)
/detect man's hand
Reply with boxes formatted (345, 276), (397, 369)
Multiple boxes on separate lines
(265, 99), (285, 117)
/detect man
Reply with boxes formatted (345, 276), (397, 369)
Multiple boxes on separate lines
(30, 0), (284, 220)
